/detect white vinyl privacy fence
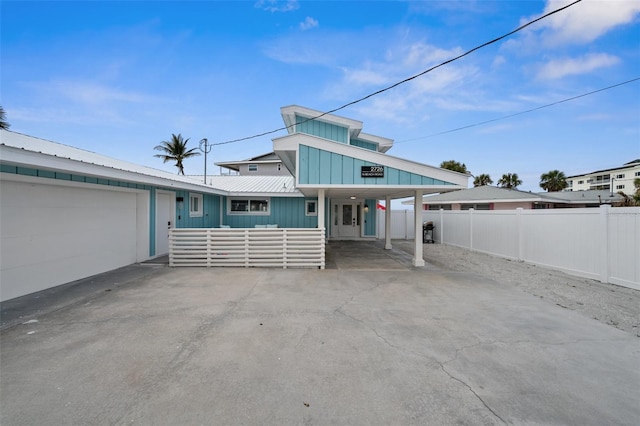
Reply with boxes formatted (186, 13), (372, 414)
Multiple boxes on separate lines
(169, 228), (325, 269)
(378, 206), (640, 290)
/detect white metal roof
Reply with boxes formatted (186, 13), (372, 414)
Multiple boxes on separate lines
(0, 130), (308, 198)
(206, 175), (300, 196)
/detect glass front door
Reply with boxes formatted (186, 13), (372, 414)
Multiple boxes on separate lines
(335, 202), (360, 238)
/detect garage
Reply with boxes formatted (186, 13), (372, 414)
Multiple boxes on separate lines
(0, 176), (148, 301)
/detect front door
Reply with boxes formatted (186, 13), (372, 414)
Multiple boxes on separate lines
(335, 202), (361, 238)
(156, 192), (172, 255)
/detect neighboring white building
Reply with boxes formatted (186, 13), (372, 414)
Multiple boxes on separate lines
(567, 160), (640, 195)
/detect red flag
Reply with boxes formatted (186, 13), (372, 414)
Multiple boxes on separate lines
(377, 203), (386, 211)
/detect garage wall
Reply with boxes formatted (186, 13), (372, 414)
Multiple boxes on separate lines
(0, 175), (149, 301)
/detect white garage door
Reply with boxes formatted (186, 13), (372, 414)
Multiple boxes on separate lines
(1, 178), (141, 302)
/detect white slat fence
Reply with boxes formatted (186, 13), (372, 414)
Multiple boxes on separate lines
(169, 228), (325, 269)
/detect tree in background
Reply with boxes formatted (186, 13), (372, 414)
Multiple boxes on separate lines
(0, 106), (9, 130)
(440, 160), (468, 174)
(497, 173), (522, 189)
(154, 133), (200, 175)
(539, 170), (568, 192)
(473, 174), (493, 187)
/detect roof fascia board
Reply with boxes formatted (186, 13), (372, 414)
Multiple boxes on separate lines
(273, 133), (469, 186)
(226, 192), (303, 198)
(567, 163), (640, 178)
(215, 160), (282, 166)
(419, 198), (544, 204)
(0, 145), (228, 195)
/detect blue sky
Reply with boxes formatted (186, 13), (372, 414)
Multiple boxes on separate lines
(2, 0), (639, 192)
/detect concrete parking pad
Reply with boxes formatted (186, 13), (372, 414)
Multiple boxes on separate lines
(1, 243), (639, 425)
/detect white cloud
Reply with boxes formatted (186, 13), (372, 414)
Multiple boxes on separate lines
(48, 80), (151, 104)
(539, 0), (640, 45)
(254, 0), (299, 13)
(537, 53), (620, 79)
(299, 17), (318, 31)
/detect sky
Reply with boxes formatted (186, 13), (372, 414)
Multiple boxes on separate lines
(2, 0), (639, 193)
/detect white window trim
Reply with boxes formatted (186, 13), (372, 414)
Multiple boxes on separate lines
(227, 197), (271, 215)
(189, 193), (203, 217)
(305, 200), (318, 216)
(248, 164), (258, 172)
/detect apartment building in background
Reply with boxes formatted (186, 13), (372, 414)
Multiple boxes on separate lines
(567, 159), (640, 195)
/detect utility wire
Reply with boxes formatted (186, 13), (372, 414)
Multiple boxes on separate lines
(397, 77), (640, 143)
(212, 0), (583, 147)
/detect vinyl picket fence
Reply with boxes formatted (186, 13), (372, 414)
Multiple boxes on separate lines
(378, 206), (640, 290)
(169, 228), (325, 269)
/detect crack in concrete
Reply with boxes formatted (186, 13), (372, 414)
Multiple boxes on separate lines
(439, 363), (508, 425)
(335, 308), (508, 424)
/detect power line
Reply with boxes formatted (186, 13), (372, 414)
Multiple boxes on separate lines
(397, 77), (640, 143)
(212, 0), (583, 147)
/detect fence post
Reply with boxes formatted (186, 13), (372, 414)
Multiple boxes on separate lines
(439, 208), (444, 244)
(599, 204), (610, 283)
(469, 208), (474, 251)
(516, 208), (523, 261)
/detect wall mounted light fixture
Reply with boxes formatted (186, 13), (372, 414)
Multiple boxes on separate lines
(364, 204), (369, 213)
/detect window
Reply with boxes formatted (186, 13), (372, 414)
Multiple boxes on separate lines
(616, 173), (625, 179)
(228, 198), (270, 215)
(616, 185), (625, 190)
(578, 180), (584, 184)
(635, 171), (640, 177)
(248, 164), (258, 172)
(305, 200), (317, 216)
(428, 204), (452, 210)
(189, 193), (203, 217)
(461, 203), (490, 210)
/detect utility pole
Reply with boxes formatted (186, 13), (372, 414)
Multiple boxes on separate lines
(199, 138), (212, 185)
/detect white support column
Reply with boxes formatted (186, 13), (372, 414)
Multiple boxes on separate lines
(317, 189), (325, 230)
(385, 196), (392, 250)
(413, 190), (425, 267)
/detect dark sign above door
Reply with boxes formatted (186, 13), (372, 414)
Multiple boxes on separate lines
(361, 165), (384, 178)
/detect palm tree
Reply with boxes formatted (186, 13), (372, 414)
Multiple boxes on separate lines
(0, 105), (9, 130)
(473, 174), (493, 187)
(539, 170), (568, 192)
(440, 160), (468, 174)
(497, 173), (522, 189)
(154, 133), (200, 175)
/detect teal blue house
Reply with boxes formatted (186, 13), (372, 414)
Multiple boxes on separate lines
(0, 105), (467, 301)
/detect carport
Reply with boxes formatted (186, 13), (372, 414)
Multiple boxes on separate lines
(273, 106), (468, 266)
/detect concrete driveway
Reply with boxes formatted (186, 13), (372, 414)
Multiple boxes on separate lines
(1, 241), (638, 425)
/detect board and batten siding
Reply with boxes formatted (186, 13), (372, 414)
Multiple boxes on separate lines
(350, 138), (378, 151)
(173, 190), (221, 228)
(298, 145), (457, 186)
(296, 115), (348, 143)
(222, 197), (318, 228)
(363, 198), (376, 236)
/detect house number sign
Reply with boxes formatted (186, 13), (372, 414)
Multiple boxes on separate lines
(361, 165), (384, 178)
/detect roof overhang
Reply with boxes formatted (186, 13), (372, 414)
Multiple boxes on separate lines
(280, 105), (363, 139)
(0, 144), (227, 195)
(273, 132), (468, 200)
